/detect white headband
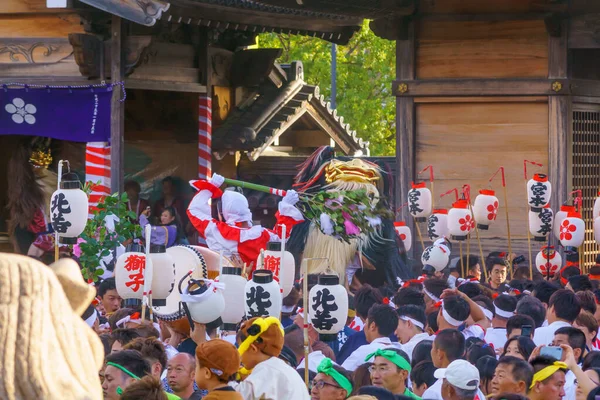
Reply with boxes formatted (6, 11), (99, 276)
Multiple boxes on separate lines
(480, 307), (493, 321)
(84, 309), (98, 328)
(423, 288), (441, 303)
(494, 305), (515, 319)
(400, 315), (424, 330)
(442, 305), (466, 327)
(116, 314), (142, 328)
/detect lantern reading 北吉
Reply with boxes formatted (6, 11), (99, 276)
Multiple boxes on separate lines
(50, 172), (88, 244)
(559, 212), (585, 247)
(408, 182), (432, 222)
(526, 174), (552, 212)
(535, 246), (562, 278)
(528, 206), (553, 242)
(427, 209), (449, 240)
(308, 274), (348, 341)
(473, 190), (499, 230)
(244, 270), (282, 319)
(394, 222), (412, 252)
(148, 245), (176, 306)
(115, 251), (152, 300)
(218, 267), (247, 331)
(553, 205), (576, 241)
(262, 242), (295, 298)
(180, 278), (226, 330)
(448, 200), (474, 241)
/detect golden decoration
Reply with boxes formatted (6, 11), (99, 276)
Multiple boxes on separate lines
(552, 81), (563, 92)
(325, 159), (381, 184)
(396, 83), (408, 95)
(29, 149), (53, 169)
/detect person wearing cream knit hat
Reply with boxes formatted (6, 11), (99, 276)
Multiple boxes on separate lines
(0, 254), (105, 400)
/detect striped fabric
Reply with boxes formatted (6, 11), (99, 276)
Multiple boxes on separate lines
(198, 95), (212, 180)
(85, 142), (111, 213)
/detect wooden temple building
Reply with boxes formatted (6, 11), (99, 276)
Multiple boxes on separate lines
(2, 0), (600, 270)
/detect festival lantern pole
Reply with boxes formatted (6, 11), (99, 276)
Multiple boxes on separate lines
(489, 167), (512, 268)
(223, 178), (287, 196)
(569, 190), (583, 271)
(463, 185), (472, 269)
(524, 160), (544, 279)
(418, 165), (435, 210)
(441, 188), (464, 276)
(54, 160), (64, 262)
(465, 184), (488, 283)
(142, 223), (151, 321)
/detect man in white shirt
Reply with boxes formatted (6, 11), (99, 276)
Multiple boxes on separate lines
(551, 327), (588, 400)
(534, 289), (581, 346)
(395, 305), (432, 360)
(484, 294), (517, 351)
(423, 329), (467, 400)
(435, 359), (484, 400)
(436, 290), (489, 340)
(342, 304), (401, 371)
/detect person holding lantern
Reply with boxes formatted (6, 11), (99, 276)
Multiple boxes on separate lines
(187, 173), (303, 271)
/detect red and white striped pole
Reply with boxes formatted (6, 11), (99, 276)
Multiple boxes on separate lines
(198, 95), (212, 180)
(85, 141), (112, 213)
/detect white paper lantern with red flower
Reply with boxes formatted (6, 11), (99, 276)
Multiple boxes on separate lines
(421, 242), (450, 272)
(559, 212), (585, 247)
(308, 274), (348, 341)
(473, 190), (499, 230)
(594, 216), (600, 246)
(553, 205), (576, 241)
(262, 242), (295, 297)
(408, 182), (432, 222)
(527, 174), (552, 211)
(428, 209), (449, 240)
(115, 251), (153, 300)
(528, 205), (553, 242)
(394, 222), (412, 252)
(448, 200), (474, 241)
(535, 246), (562, 278)
(594, 192), (600, 219)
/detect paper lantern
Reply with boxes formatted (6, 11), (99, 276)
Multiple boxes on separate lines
(262, 242), (295, 298)
(394, 221), (412, 252)
(115, 250), (153, 300)
(181, 278), (225, 330)
(427, 209), (449, 240)
(528, 206), (553, 242)
(309, 274), (348, 341)
(50, 172), (89, 244)
(421, 243), (450, 273)
(535, 246), (562, 278)
(559, 212), (585, 247)
(408, 182), (432, 222)
(594, 192), (600, 219)
(473, 190), (499, 230)
(244, 270), (282, 319)
(148, 245), (176, 307)
(448, 200), (474, 241)
(594, 216), (600, 246)
(218, 267), (247, 330)
(527, 174), (552, 212)
(554, 205), (576, 241)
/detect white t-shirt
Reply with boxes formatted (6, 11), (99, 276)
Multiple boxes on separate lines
(341, 337), (402, 371)
(564, 370), (576, 400)
(297, 350), (330, 373)
(462, 324), (485, 340)
(402, 332), (433, 361)
(533, 321), (572, 346)
(484, 327), (507, 351)
(422, 378), (485, 400)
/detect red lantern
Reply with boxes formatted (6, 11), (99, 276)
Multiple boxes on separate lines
(473, 189), (499, 230)
(428, 209), (449, 240)
(554, 205), (576, 241)
(448, 200), (474, 241)
(535, 246), (562, 277)
(408, 182), (432, 222)
(528, 205), (553, 242)
(559, 211), (585, 247)
(526, 174), (551, 211)
(394, 221), (412, 252)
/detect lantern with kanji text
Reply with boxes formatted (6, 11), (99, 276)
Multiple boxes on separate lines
(535, 246), (562, 278)
(394, 221), (412, 252)
(115, 250), (153, 300)
(262, 242), (295, 298)
(218, 267), (247, 330)
(421, 242), (450, 274)
(408, 182), (432, 222)
(559, 212), (585, 247)
(473, 190), (499, 230)
(526, 174), (552, 212)
(308, 274), (348, 341)
(528, 205), (553, 242)
(427, 209), (449, 240)
(448, 200), (474, 241)
(244, 270), (281, 319)
(553, 205), (576, 241)
(594, 192), (600, 219)
(148, 245), (176, 306)
(594, 216), (600, 246)
(50, 172), (88, 244)
(181, 278), (226, 330)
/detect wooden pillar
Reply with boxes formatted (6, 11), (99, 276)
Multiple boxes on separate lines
(110, 15), (125, 194)
(395, 21), (416, 258)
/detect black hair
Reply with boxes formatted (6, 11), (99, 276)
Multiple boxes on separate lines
(393, 288), (426, 309)
(569, 275), (593, 292)
(473, 295), (494, 318)
(410, 361), (437, 388)
(462, 255), (481, 273)
(531, 356), (567, 377)
(476, 356), (498, 392)
(465, 337), (485, 351)
(396, 305), (427, 330)
(549, 289), (582, 323)
(515, 296), (546, 329)
(467, 343), (495, 364)
(355, 284), (384, 320)
(494, 294), (518, 318)
(583, 351), (600, 371)
(442, 295), (470, 323)
(161, 176), (175, 184)
(82, 304), (97, 321)
(533, 281), (560, 305)
(497, 356), (534, 390)
(358, 386), (398, 400)
(555, 326), (587, 362)
(105, 349), (151, 379)
(111, 328), (142, 347)
(503, 336), (536, 361)
(587, 386), (600, 400)
(427, 309), (439, 333)
(562, 266), (582, 283)
(492, 393), (529, 400)
(435, 329), (465, 362)
(506, 314), (535, 337)
(423, 278), (449, 301)
(367, 303), (399, 337)
(411, 341), (433, 368)
(576, 291), (598, 315)
(99, 277), (117, 298)
(486, 257), (506, 273)
(124, 180), (141, 193)
(458, 282), (482, 299)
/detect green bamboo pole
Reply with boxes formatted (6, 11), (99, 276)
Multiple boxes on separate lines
(223, 178), (287, 196)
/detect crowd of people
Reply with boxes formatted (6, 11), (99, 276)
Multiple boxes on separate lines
(80, 250), (600, 400)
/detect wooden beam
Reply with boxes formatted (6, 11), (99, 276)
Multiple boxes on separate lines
(392, 79), (570, 97)
(125, 79), (207, 93)
(78, 0), (169, 26)
(569, 14), (600, 48)
(549, 21), (568, 78)
(0, 37), (73, 64)
(110, 15), (124, 194)
(570, 79), (600, 97)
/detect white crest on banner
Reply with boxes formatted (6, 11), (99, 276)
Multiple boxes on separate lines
(5, 98), (37, 125)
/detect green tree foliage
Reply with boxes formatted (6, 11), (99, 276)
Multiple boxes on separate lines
(259, 21), (396, 156)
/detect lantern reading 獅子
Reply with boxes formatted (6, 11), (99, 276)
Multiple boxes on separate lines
(526, 174), (552, 212)
(115, 251), (152, 300)
(308, 274), (348, 341)
(244, 270), (282, 319)
(427, 209), (449, 240)
(261, 242), (295, 298)
(408, 182), (432, 222)
(473, 190), (499, 230)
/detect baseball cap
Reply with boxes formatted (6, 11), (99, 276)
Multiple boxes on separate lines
(434, 359), (480, 390)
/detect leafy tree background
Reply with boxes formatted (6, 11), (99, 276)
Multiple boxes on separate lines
(259, 21), (396, 156)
